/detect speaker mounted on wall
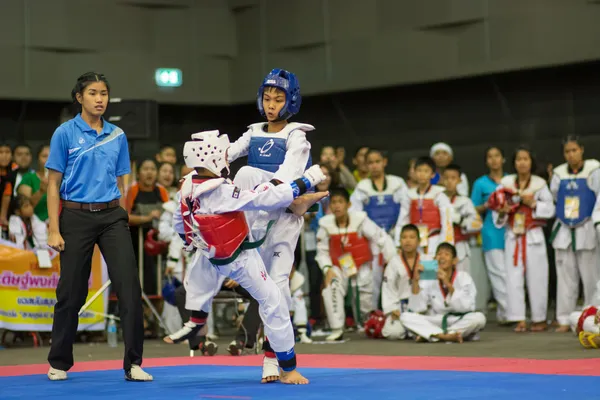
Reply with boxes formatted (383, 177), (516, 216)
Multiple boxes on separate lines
(104, 99), (158, 140)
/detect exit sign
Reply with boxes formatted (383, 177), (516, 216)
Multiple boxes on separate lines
(155, 68), (182, 87)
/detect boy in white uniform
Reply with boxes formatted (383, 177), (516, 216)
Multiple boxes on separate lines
(400, 242), (486, 343)
(350, 149), (409, 309)
(224, 69), (313, 381)
(166, 130), (327, 384)
(442, 164), (482, 273)
(316, 188), (396, 341)
(394, 156), (454, 256)
(380, 224), (422, 340)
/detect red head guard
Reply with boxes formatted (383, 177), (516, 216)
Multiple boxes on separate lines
(144, 229), (169, 256)
(487, 187), (520, 213)
(364, 310), (386, 339)
(577, 306), (598, 334)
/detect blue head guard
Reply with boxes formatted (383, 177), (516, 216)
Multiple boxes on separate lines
(257, 68), (302, 121)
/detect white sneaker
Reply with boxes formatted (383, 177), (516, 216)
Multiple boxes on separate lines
(125, 365), (153, 382)
(325, 329), (344, 341)
(48, 367), (67, 381)
(298, 328), (313, 344)
(167, 321), (205, 344)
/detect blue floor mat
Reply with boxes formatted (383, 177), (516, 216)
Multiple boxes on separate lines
(1, 365), (596, 400)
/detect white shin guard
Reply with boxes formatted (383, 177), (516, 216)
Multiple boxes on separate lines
(322, 280), (345, 330)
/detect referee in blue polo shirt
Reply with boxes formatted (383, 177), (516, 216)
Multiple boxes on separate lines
(45, 72), (152, 382)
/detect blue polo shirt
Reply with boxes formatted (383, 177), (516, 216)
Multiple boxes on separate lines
(46, 114), (131, 203)
(471, 174), (506, 252)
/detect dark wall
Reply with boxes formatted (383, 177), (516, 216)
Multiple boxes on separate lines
(160, 60), (600, 183)
(5, 0), (600, 104)
(2, 61), (600, 184)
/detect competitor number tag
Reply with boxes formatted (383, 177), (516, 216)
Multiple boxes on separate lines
(338, 253), (358, 278)
(513, 212), (526, 235)
(564, 196), (580, 219)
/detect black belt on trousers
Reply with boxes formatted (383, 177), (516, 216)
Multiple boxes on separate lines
(62, 199), (120, 212)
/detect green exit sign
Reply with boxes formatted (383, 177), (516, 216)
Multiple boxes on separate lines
(155, 68), (182, 87)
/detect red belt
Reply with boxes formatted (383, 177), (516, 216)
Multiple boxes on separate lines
(513, 235), (527, 272)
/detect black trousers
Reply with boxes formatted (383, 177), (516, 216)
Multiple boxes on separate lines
(305, 250), (324, 321)
(48, 206), (144, 372)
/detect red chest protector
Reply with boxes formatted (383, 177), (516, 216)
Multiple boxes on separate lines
(180, 196), (249, 260)
(409, 198), (441, 232)
(508, 204), (546, 232)
(329, 232), (372, 268)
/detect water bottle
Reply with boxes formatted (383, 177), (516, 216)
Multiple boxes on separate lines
(107, 316), (118, 347)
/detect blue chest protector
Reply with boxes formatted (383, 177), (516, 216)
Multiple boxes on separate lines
(364, 194), (401, 233)
(248, 136), (311, 173)
(556, 177), (596, 227)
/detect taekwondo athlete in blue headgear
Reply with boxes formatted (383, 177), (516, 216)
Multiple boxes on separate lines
(224, 68), (317, 383)
(349, 148), (410, 310)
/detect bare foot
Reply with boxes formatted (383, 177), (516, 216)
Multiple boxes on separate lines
(280, 369), (309, 385)
(414, 335), (427, 343)
(554, 325), (570, 333)
(435, 332), (463, 343)
(514, 321), (527, 333)
(163, 336), (174, 344)
(530, 322), (548, 332)
(289, 192), (329, 216)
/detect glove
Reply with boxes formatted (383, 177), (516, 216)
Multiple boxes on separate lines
(303, 165), (326, 188)
(450, 209), (461, 225)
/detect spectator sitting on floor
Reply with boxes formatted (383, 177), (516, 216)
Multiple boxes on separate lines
(400, 242), (486, 343)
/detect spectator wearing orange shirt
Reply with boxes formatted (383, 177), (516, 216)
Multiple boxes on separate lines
(126, 159), (169, 295)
